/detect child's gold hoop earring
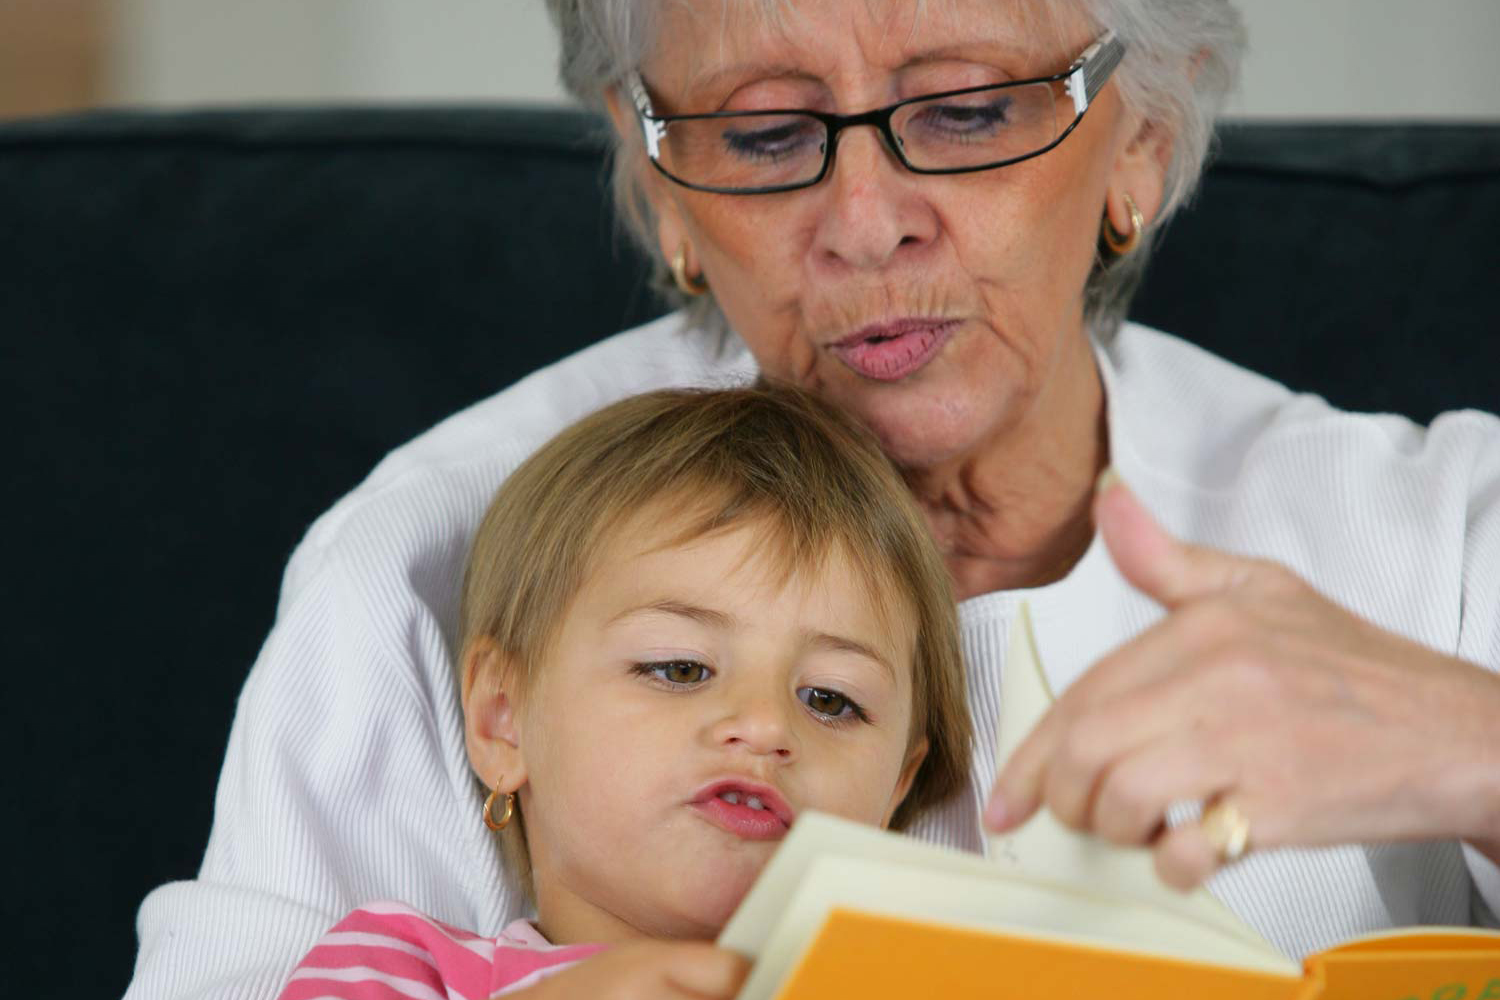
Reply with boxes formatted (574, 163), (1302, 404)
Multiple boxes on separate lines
(483, 778), (515, 831)
(1101, 192), (1144, 255)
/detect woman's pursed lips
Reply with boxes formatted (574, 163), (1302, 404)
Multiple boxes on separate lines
(827, 318), (961, 382)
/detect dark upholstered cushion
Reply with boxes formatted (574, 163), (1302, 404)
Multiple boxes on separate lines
(3, 107), (1495, 999)
(1136, 122), (1500, 421)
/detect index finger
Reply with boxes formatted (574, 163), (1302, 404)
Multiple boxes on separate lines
(984, 695), (1063, 833)
(983, 608), (1199, 833)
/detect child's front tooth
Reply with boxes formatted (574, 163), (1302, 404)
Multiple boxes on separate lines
(747, 795), (764, 811)
(722, 791), (741, 805)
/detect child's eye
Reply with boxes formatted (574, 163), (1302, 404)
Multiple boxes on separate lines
(632, 660), (712, 686)
(797, 686), (869, 725)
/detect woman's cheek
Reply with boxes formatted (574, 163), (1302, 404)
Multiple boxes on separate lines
(726, 310), (818, 383)
(695, 209), (820, 372)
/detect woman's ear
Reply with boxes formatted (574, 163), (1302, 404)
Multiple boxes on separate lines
(601, 84), (692, 266)
(882, 737), (930, 827)
(461, 637), (528, 792)
(1105, 106), (1174, 236)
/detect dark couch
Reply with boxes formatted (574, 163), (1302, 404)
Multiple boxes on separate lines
(4, 106), (1497, 1000)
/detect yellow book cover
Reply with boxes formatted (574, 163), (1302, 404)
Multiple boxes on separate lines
(716, 604), (1500, 999)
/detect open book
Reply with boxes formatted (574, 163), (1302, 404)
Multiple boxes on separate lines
(717, 604), (1500, 999)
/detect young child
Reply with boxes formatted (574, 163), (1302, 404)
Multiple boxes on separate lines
(275, 384), (972, 1000)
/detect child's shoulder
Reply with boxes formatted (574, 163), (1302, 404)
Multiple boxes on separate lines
(281, 901), (496, 999)
(491, 919), (608, 991)
(282, 902), (604, 1000)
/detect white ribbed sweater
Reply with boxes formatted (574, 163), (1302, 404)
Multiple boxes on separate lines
(126, 314), (1500, 1000)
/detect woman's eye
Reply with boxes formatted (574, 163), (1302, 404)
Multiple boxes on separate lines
(634, 660), (711, 686)
(913, 96), (1013, 138)
(720, 117), (822, 163)
(798, 686), (868, 724)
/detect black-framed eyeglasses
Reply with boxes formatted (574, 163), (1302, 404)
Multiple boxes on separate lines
(628, 30), (1125, 196)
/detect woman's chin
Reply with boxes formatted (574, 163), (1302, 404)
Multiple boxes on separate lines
(826, 373), (1004, 472)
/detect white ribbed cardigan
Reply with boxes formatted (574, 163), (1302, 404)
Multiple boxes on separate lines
(126, 313), (1500, 1000)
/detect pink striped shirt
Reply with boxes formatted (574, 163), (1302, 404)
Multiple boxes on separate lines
(276, 901), (605, 1000)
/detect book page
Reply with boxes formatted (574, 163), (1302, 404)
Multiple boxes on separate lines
(725, 830), (1298, 1000)
(986, 603), (1277, 950)
(720, 810), (998, 958)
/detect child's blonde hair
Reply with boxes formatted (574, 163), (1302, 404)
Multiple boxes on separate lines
(459, 382), (972, 899)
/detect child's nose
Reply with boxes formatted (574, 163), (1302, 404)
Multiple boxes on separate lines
(709, 694), (797, 761)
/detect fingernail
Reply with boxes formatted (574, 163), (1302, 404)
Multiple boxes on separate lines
(1094, 465), (1121, 497)
(983, 795), (1008, 831)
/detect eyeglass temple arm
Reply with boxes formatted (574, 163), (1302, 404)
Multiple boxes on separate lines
(626, 72), (665, 158)
(1067, 30), (1126, 117)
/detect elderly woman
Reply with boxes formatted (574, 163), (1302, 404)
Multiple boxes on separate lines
(125, 1), (1500, 998)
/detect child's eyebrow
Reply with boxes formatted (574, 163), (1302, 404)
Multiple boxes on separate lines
(611, 599), (734, 630)
(806, 632), (896, 684)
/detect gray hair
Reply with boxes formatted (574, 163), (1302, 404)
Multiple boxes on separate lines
(544, 0), (1245, 341)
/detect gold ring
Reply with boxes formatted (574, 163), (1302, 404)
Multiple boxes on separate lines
(1200, 799), (1251, 863)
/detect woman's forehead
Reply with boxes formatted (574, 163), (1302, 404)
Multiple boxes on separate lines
(648, 0), (1087, 89)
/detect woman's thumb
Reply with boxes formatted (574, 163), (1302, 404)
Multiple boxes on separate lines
(1095, 469), (1250, 609)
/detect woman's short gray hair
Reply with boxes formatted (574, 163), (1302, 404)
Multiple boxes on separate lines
(544, 0), (1245, 341)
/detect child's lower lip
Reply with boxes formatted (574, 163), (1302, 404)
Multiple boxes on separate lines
(692, 797), (789, 841)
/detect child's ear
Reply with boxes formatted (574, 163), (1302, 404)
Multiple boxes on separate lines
(882, 737), (930, 827)
(461, 637), (529, 793)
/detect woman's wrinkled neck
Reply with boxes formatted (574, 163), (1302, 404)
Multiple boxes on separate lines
(905, 334), (1109, 600)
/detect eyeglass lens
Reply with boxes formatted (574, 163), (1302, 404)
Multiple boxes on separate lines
(656, 81), (1062, 191)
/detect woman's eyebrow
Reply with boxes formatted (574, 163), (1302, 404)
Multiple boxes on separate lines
(681, 62), (817, 101)
(679, 39), (1034, 103)
(902, 42), (1033, 72)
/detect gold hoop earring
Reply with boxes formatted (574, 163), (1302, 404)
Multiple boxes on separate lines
(670, 241), (709, 296)
(482, 777), (514, 831)
(1101, 192), (1144, 255)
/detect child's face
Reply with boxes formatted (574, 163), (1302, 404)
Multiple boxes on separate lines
(492, 513), (926, 943)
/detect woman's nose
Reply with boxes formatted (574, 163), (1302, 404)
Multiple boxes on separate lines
(810, 127), (937, 272)
(709, 692), (797, 761)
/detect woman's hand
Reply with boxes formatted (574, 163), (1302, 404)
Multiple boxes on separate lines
(519, 941), (750, 1000)
(985, 474), (1500, 890)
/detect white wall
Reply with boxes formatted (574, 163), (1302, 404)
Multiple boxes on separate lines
(107, 0), (1500, 119)
(109, 0), (355, 104)
(1228, 0), (1500, 119)
(107, 0), (565, 105)
(333, 0), (562, 103)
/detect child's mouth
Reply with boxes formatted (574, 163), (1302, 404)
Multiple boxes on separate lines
(717, 790), (768, 810)
(691, 780), (794, 841)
